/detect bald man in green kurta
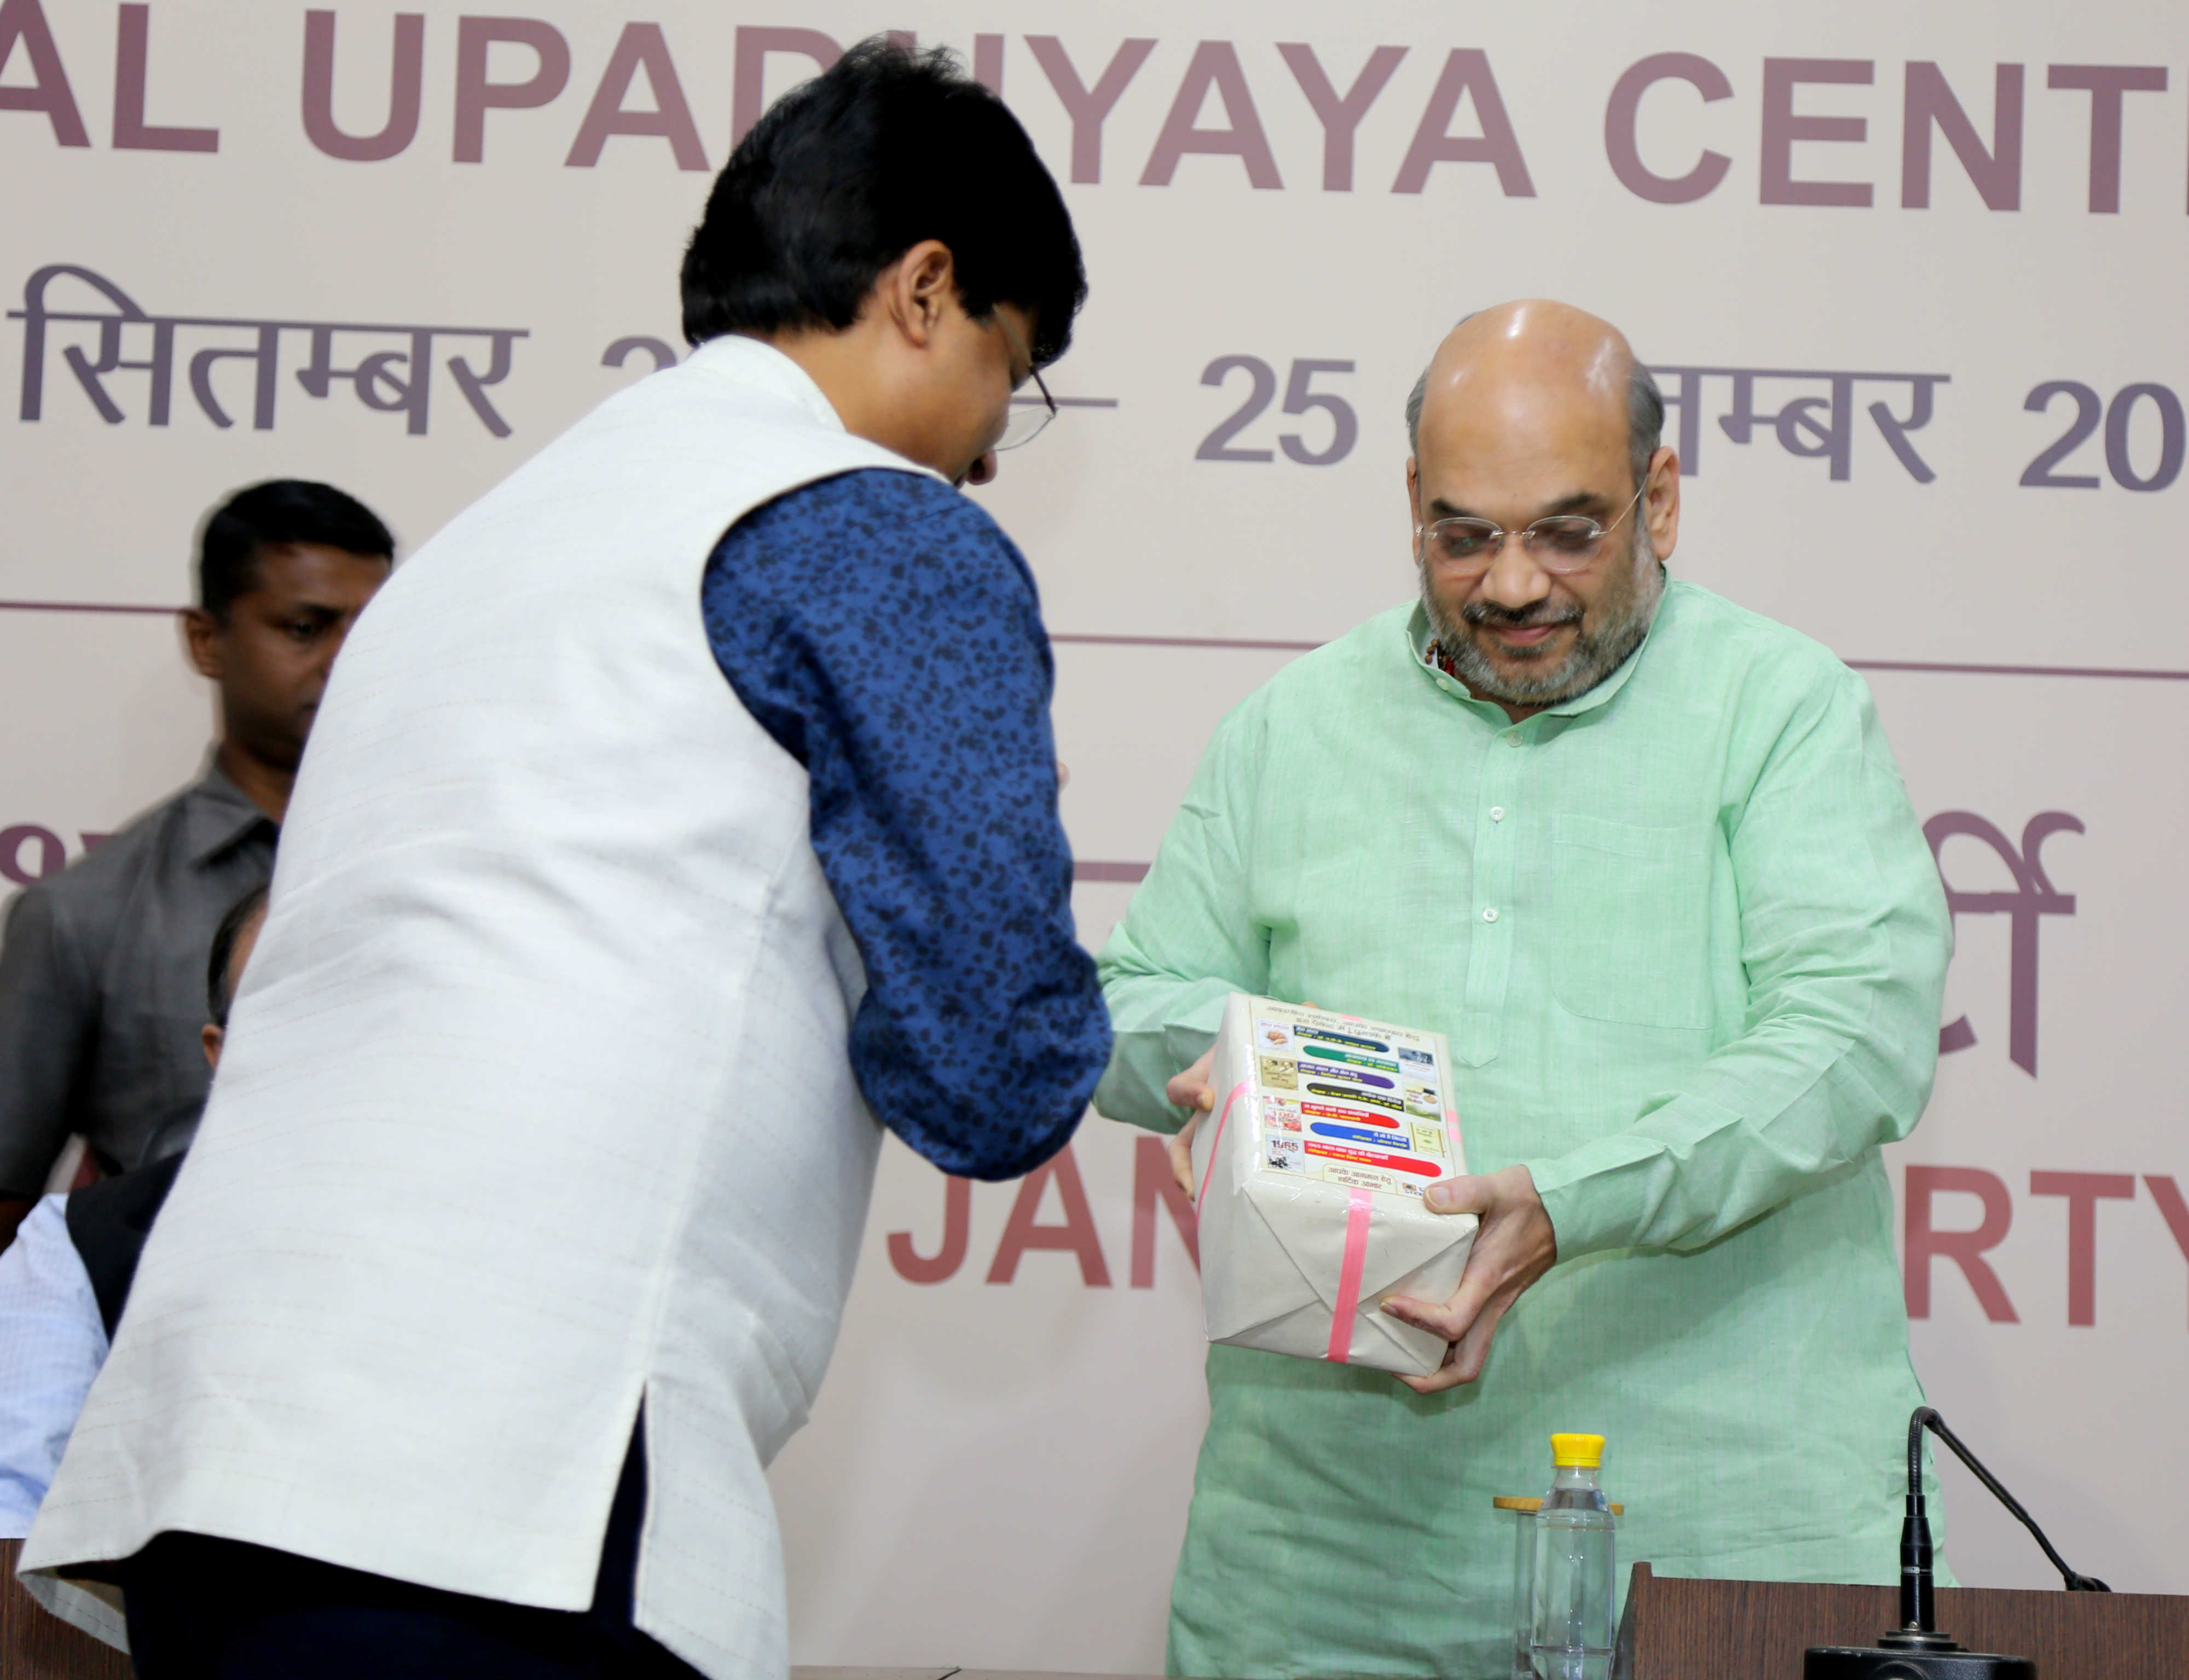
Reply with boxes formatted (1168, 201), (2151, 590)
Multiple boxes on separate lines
(1095, 302), (1950, 1678)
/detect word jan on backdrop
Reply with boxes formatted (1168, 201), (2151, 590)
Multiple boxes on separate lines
(8, 264), (526, 437)
(1927, 811), (2081, 1079)
(1653, 365), (1948, 483)
(887, 1138), (1198, 1291)
(1905, 1166), (2189, 1329)
(3, 5), (2186, 217)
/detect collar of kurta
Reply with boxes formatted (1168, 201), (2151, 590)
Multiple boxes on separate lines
(679, 333), (951, 490)
(683, 333), (852, 433)
(1405, 580), (1669, 728)
(182, 759), (279, 866)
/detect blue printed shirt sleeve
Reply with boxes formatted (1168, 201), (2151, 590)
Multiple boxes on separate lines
(701, 468), (1110, 1180)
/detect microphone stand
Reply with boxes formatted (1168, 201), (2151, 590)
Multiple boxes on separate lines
(1805, 1407), (2108, 1680)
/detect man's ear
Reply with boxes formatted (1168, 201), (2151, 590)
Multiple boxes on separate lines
(181, 607), (225, 682)
(201, 1022), (223, 1071)
(1405, 456), (1421, 525)
(1642, 444), (1681, 563)
(879, 239), (959, 350)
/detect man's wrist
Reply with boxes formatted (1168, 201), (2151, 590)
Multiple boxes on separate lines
(1523, 1147), (1646, 1260)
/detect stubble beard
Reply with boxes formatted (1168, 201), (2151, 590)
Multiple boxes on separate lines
(1421, 525), (1665, 708)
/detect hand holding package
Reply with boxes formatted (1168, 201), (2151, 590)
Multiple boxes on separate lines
(1189, 994), (1477, 1376)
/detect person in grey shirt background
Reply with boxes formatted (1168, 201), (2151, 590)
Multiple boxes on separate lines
(0, 480), (392, 1242)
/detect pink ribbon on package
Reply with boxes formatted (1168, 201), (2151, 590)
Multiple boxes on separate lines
(1195, 1080), (1253, 1223)
(1444, 1108), (1462, 1167)
(1324, 1187), (1374, 1363)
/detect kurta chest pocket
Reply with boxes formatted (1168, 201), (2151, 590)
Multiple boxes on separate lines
(1549, 814), (1715, 1029)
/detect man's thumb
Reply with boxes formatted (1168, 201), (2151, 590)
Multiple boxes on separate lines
(1424, 1175), (1486, 1215)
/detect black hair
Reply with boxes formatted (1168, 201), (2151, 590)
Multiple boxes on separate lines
(198, 480), (395, 623)
(206, 884), (270, 1028)
(681, 38), (1086, 368)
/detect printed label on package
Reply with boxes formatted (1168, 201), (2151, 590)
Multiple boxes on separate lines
(1252, 1007), (1458, 1196)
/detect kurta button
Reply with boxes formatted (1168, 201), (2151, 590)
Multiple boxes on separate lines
(1505, 734), (1522, 748)
(1489, 807), (1505, 821)
(1482, 907), (1499, 923)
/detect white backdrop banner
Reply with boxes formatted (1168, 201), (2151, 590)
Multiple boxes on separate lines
(5, 0), (2188, 1669)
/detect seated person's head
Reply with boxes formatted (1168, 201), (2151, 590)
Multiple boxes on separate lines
(138, 884), (266, 1167)
(201, 884), (270, 1074)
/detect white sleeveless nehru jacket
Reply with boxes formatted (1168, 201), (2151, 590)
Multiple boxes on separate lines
(25, 338), (935, 1679)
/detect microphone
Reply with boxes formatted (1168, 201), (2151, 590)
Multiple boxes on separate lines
(1805, 1406), (2108, 1680)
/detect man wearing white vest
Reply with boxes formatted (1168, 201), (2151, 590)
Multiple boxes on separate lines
(24, 40), (1110, 1680)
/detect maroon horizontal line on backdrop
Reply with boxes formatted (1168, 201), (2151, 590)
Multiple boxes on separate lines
(0, 599), (179, 617)
(1844, 658), (2189, 682)
(3, 603), (2186, 683)
(1053, 632), (2189, 681)
(1073, 861), (1150, 883)
(1051, 632), (1324, 652)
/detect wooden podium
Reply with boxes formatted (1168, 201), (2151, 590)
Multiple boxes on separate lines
(6, 1545), (2186, 1680)
(0, 1542), (127, 1680)
(1615, 1562), (2189, 1680)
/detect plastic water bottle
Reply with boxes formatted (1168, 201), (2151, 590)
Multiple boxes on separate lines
(1530, 1433), (1615, 1680)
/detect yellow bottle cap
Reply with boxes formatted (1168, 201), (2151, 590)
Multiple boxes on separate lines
(1550, 1433), (1605, 1468)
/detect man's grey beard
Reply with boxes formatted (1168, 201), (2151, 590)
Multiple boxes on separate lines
(1421, 525), (1665, 708)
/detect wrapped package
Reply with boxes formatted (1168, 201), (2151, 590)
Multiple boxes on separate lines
(1189, 994), (1476, 1375)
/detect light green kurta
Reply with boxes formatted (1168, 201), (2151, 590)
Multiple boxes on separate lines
(1095, 581), (1951, 1679)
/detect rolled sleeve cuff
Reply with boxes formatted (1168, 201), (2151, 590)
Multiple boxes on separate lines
(1525, 1133), (1675, 1261)
(1092, 977), (1234, 1134)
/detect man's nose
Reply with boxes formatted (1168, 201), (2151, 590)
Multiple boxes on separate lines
(964, 449), (999, 488)
(1474, 537), (1554, 609)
